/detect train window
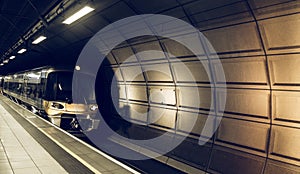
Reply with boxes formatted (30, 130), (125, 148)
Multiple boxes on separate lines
(27, 85), (37, 99)
(17, 83), (23, 95)
(25, 86), (32, 95)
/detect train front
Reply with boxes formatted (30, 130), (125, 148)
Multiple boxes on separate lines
(42, 69), (100, 132)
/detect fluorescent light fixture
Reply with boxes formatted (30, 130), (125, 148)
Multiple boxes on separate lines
(18, 48), (27, 54)
(3, 60), (9, 63)
(0, 63), (4, 66)
(9, 56), (15, 60)
(32, 36), (47, 44)
(62, 6), (95, 25)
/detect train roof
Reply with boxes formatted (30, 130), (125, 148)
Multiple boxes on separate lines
(4, 65), (76, 76)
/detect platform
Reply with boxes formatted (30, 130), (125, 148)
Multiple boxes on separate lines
(0, 95), (139, 174)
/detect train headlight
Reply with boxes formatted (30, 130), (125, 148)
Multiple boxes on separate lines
(90, 105), (98, 111)
(51, 102), (64, 109)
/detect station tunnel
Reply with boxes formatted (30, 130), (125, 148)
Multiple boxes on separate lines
(0, 0), (300, 173)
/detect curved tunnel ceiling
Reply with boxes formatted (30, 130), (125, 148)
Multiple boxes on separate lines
(1, 0), (300, 173)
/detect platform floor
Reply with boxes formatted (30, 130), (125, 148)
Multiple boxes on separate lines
(0, 103), (67, 174)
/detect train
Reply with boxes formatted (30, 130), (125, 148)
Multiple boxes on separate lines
(1, 66), (100, 132)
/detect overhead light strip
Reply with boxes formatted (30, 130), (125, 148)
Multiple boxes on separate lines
(0, 2), (91, 66)
(18, 48), (27, 54)
(9, 56), (16, 60)
(32, 36), (47, 44)
(62, 6), (95, 25)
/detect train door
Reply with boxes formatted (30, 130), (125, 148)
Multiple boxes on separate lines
(25, 71), (43, 110)
(23, 74), (29, 100)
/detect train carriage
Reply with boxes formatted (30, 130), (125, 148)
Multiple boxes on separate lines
(2, 67), (100, 132)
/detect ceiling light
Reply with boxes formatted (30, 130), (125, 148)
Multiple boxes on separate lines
(3, 60), (9, 63)
(9, 56), (15, 60)
(32, 36), (47, 44)
(62, 6), (95, 25)
(0, 63), (4, 66)
(18, 48), (27, 54)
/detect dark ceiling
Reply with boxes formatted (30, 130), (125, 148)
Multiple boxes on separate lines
(0, 0), (59, 55)
(0, 0), (297, 75)
(0, 0), (173, 75)
(0, 0), (119, 74)
(0, 0), (62, 73)
(0, 0), (218, 75)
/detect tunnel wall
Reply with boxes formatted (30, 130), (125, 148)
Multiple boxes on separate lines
(97, 0), (300, 173)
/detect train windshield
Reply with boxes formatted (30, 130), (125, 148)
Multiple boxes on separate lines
(45, 71), (96, 103)
(56, 72), (72, 102)
(45, 71), (72, 102)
